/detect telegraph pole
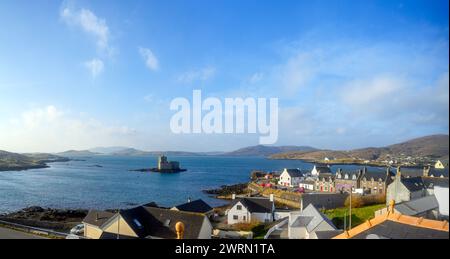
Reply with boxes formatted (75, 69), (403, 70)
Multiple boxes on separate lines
(349, 187), (352, 230)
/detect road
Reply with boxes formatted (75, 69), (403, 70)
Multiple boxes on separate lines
(0, 226), (47, 239)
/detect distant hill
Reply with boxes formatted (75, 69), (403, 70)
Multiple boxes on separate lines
(0, 151), (68, 171)
(222, 145), (318, 157)
(89, 146), (129, 154)
(270, 135), (449, 163)
(56, 150), (100, 157)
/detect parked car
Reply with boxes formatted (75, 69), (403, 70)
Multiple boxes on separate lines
(70, 224), (84, 235)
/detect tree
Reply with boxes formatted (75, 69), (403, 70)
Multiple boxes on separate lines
(344, 194), (364, 208)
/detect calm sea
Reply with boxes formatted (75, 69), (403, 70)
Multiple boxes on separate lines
(0, 156), (385, 213)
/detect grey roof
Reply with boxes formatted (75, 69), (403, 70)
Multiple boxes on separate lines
(118, 206), (207, 239)
(401, 177), (426, 192)
(174, 199), (213, 214)
(232, 197), (274, 213)
(314, 165), (331, 174)
(428, 168), (449, 178)
(317, 173), (334, 181)
(315, 230), (344, 239)
(291, 204), (336, 233)
(395, 195), (439, 216)
(422, 177), (449, 188)
(290, 216), (314, 227)
(284, 169), (304, 177)
(82, 210), (115, 227)
(351, 220), (449, 239)
(362, 170), (394, 181)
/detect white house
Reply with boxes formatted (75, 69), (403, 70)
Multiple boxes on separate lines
(265, 204), (340, 239)
(278, 168), (304, 187)
(299, 179), (315, 191)
(311, 165), (331, 177)
(227, 195), (275, 225)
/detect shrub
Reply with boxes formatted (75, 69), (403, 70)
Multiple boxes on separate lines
(344, 194), (364, 208)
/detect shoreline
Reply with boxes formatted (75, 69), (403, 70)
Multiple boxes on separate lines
(269, 158), (425, 169)
(0, 158), (71, 173)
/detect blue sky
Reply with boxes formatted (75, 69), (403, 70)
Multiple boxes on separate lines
(0, 0), (448, 152)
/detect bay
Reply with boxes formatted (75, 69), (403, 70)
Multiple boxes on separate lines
(0, 155), (385, 213)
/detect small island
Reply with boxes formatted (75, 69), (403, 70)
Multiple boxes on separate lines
(131, 155), (187, 173)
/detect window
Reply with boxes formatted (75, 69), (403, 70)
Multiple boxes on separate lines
(233, 215), (238, 220)
(243, 216), (246, 221)
(133, 219), (143, 228)
(352, 175), (357, 180)
(236, 205), (242, 210)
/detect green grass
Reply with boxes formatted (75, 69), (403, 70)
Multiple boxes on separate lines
(322, 204), (386, 229)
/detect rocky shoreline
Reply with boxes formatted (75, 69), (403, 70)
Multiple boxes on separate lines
(0, 206), (89, 232)
(203, 183), (249, 198)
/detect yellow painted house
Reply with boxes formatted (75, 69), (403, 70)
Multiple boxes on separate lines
(82, 205), (212, 239)
(435, 160), (446, 169)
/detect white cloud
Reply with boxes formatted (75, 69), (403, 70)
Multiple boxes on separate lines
(60, 6), (112, 54)
(0, 105), (137, 153)
(177, 66), (216, 83)
(139, 47), (159, 71)
(84, 58), (104, 78)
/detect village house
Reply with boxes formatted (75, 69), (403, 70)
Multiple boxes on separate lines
(265, 204), (341, 239)
(314, 173), (335, 193)
(311, 164), (331, 177)
(227, 195), (275, 224)
(434, 160), (448, 169)
(82, 203), (213, 239)
(299, 178), (316, 191)
(335, 169), (362, 193)
(278, 168), (304, 187)
(171, 198), (214, 218)
(386, 167), (449, 205)
(359, 167), (395, 195)
(424, 166), (449, 178)
(333, 200), (449, 239)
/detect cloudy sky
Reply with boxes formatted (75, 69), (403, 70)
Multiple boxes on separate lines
(0, 0), (448, 153)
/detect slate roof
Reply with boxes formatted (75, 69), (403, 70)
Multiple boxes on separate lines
(314, 165), (331, 174)
(117, 206), (207, 239)
(401, 177), (426, 192)
(232, 197), (274, 213)
(395, 195), (439, 216)
(399, 176), (449, 193)
(284, 169), (304, 178)
(362, 170), (394, 181)
(428, 168), (449, 178)
(317, 173), (334, 181)
(300, 204), (337, 232)
(422, 177), (449, 188)
(351, 220), (449, 239)
(289, 204), (337, 233)
(174, 199), (213, 214)
(82, 210), (115, 227)
(315, 230), (344, 239)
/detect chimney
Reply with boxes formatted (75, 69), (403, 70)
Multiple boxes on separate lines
(396, 166), (401, 179)
(269, 194), (274, 202)
(232, 194), (236, 200)
(300, 197), (303, 212)
(423, 166), (430, 177)
(95, 213), (99, 221)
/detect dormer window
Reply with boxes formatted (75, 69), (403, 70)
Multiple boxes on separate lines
(352, 175), (356, 180)
(344, 174), (349, 179)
